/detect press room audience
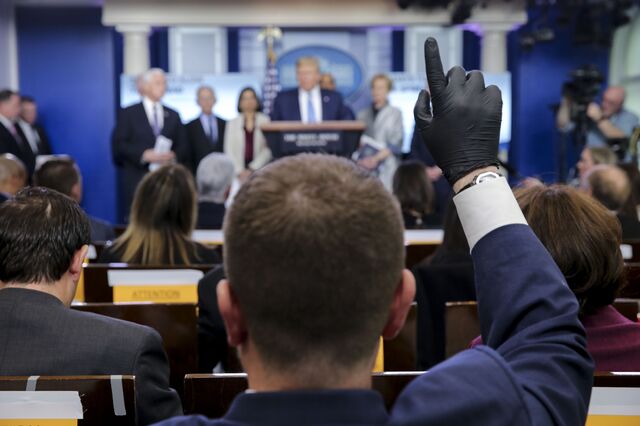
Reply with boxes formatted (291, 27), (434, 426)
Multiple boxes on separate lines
(18, 95), (51, 158)
(196, 153), (234, 230)
(223, 87), (272, 182)
(111, 68), (188, 223)
(186, 85), (227, 172)
(392, 159), (440, 229)
(0, 153), (27, 203)
(582, 164), (640, 240)
(356, 74), (404, 190)
(0, 187), (183, 425)
(576, 146), (618, 180)
(33, 158), (116, 242)
(156, 38), (591, 426)
(472, 184), (640, 371)
(99, 164), (220, 265)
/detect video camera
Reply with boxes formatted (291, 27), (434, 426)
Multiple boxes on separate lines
(562, 65), (604, 122)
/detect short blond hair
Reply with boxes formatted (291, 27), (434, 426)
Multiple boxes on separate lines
(371, 73), (393, 91)
(296, 56), (320, 71)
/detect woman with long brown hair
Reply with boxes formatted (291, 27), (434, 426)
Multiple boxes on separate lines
(99, 164), (219, 265)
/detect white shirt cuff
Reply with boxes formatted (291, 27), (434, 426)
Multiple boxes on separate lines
(453, 177), (527, 251)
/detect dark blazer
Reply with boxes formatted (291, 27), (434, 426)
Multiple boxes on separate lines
(270, 88), (352, 122)
(186, 115), (226, 172)
(0, 121), (35, 177)
(617, 213), (640, 240)
(111, 102), (187, 223)
(196, 266), (227, 372)
(88, 215), (116, 242)
(196, 201), (226, 230)
(30, 122), (52, 155)
(413, 254), (475, 369)
(156, 225), (593, 426)
(0, 192), (9, 204)
(0, 287), (183, 425)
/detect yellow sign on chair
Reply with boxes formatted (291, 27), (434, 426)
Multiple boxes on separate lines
(107, 269), (204, 304)
(372, 337), (384, 373)
(586, 386), (640, 425)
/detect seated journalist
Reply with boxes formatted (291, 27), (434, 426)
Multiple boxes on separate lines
(0, 187), (182, 425)
(155, 38), (592, 426)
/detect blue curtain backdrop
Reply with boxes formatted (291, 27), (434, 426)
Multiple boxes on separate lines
(16, 6), (117, 223)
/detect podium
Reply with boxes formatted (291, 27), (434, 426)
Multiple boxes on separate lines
(261, 121), (365, 159)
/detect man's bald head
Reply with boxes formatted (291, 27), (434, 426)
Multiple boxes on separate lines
(602, 86), (626, 118)
(584, 164), (630, 211)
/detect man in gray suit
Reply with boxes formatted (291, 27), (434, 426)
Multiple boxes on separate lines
(0, 187), (183, 425)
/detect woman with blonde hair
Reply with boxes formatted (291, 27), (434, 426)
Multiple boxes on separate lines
(99, 164), (219, 265)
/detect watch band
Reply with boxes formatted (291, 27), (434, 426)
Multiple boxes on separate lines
(458, 171), (503, 193)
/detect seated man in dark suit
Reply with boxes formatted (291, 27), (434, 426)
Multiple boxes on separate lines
(33, 157), (116, 242)
(0, 89), (35, 178)
(186, 86), (227, 173)
(0, 187), (182, 425)
(270, 56), (352, 122)
(157, 39), (592, 426)
(195, 152), (234, 230)
(111, 68), (188, 223)
(0, 153), (26, 203)
(582, 164), (640, 239)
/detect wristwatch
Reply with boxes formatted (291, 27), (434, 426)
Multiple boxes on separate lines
(458, 171), (502, 193)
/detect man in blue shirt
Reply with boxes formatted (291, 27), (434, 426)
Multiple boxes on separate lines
(155, 38), (592, 426)
(557, 86), (639, 149)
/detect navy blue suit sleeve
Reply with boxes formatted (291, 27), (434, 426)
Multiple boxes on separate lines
(270, 93), (284, 121)
(473, 224), (592, 425)
(392, 225), (592, 425)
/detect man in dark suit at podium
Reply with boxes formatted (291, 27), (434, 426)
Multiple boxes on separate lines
(270, 56), (352, 122)
(18, 96), (52, 157)
(186, 86), (226, 172)
(0, 90), (35, 178)
(111, 68), (187, 223)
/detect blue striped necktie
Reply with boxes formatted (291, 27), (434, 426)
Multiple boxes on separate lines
(307, 94), (317, 123)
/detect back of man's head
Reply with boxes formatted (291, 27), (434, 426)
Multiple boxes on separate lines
(585, 165), (631, 211)
(223, 154), (405, 375)
(196, 153), (234, 203)
(34, 158), (81, 202)
(0, 187), (90, 285)
(0, 154), (27, 195)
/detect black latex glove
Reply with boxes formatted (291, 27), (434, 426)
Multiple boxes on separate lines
(414, 37), (502, 185)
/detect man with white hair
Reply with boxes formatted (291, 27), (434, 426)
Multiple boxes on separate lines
(196, 152), (234, 229)
(112, 68), (188, 223)
(0, 153), (26, 203)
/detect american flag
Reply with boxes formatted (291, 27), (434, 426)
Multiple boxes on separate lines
(262, 46), (280, 116)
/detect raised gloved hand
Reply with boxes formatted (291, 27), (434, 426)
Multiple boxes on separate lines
(414, 37), (502, 186)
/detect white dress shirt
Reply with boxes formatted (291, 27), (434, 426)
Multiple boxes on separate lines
(17, 119), (39, 154)
(454, 177), (527, 250)
(142, 97), (164, 132)
(298, 85), (323, 123)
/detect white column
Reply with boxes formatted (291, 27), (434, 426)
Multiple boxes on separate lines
(116, 25), (151, 75)
(481, 27), (509, 73)
(0, 0), (19, 89)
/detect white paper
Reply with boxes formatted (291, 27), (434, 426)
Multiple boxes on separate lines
(192, 230), (224, 245)
(149, 135), (173, 172)
(0, 391), (83, 419)
(107, 269), (204, 287)
(588, 387), (640, 415)
(620, 244), (633, 260)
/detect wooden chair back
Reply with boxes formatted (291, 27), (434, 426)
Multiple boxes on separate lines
(445, 301), (480, 359)
(71, 303), (197, 398)
(0, 375), (135, 425)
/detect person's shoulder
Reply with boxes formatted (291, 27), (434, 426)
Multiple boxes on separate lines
(152, 414), (223, 426)
(620, 108), (640, 121)
(193, 242), (221, 264)
(276, 88), (298, 99)
(122, 102), (143, 113)
(186, 116), (201, 128)
(321, 88), (343, 101)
